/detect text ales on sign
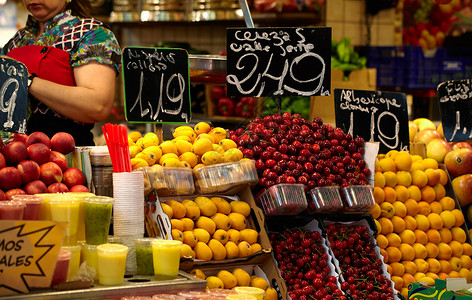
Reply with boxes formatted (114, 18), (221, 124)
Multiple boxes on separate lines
(437, 79), (472, 142)
(226, 27), (331, 98)
(334, 89), (409, 154)
(122, 47), (191, 124)
(0, 57), (28, 133)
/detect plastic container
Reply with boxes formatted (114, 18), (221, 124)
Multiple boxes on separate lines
(11, 195), (43, 220)
(0, 201), (26, 220)
(177, 291), (211, 299)
(151, 294), (185, 300)
(142, 165), (194, 196)
(340, 185), (376, 213)
(83, 196), (114, 245)
(255, 184), (308, 216)
(82, 244), (99, 280)
(152, 239), (182, 280)
(308, 186), (344, 213)
(62, 245), (82, 281)
(97, 243), (129, 285)
(90, 146), (114, 197)
(51, 249), (71, 286)
(193, 160), (258, 194)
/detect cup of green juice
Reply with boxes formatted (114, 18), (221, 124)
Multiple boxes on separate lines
(84, 196), (114, 245)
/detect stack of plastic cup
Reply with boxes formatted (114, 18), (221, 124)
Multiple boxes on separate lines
(112, 171), (145, 274)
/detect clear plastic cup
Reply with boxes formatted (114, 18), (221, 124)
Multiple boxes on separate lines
(151, 240), (182, 280)
(97, 243), (129, 285)
(49, 196), (82, 246)
(68, 192), (95, 242)
(233, 287), (265, 300)
(36, 193), (62, 221)
(108, 235), (122, 244)
(11, 195), (43, 220)
(62, 244), (82, 281)
(82, 244), (99, 280)
(51, 249), (71, 286)
(0, 201), (25, 220)
(135, 238), (157, 276)
(83, 196), (114, 245)
(177, 291), (209, 299)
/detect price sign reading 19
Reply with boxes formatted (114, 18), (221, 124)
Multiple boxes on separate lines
(334, 89), (409, 154)
(226, 27), (332, 97)
(122, 47), (191, 124)
(437, 79), (472, 142)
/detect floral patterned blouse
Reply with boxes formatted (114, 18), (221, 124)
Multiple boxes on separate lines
(2, 10), (122, 73)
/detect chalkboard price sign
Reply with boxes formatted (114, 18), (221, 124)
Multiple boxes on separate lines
(0, 57), (28, 133)
(334, 89), (409, 154)
(226, 27), (331, 98)
(122, 47), (191, 123)
(437, 79), (472, 142)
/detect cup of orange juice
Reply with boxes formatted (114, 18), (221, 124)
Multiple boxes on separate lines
(151, 239), (182, 280)
(97, 244), (128, 285)
(49, 196), (81, 246)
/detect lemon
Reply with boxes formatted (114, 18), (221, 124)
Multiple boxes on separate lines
(194, 122), (211, 135)
(143, 134), (159, 148)
(206, 276), (223, 289)
(195, 133), (215, 144)
(128, 131), (142, 143)
(135, 138), (145, 151)
(192, 138), (213, 155)
(174, 125), (194, 133)
(202, 151), (223, 165)
(129, 145), (141, 158)
(179, 152), (198, 168)
(159, 153), (179, 165)
(212, 144), (225, 154)
(174, 139), (193, 155)
(173, 129), (196, 142)
(135, 151), (156, 165)
(173, 135), (191, 143)
(142, 145), (162, 162)
(219, 139), (237, 151)
(128, 137), (135, 146)
(209, 127), (227, 144)
(223, 148), (243, 162)
(162, 157), (183, 168)
(159, 140), (178, 155)
(130, 157), (148, 170)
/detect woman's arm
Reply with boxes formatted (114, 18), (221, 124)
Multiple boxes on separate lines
(28, 61), (117, 123)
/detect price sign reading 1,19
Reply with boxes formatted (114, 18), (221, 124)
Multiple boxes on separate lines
(437, 79), (472, 142)
(122, 47), (191, 124)
(226, 27), (331, 98)
(334, 89), (409, 154)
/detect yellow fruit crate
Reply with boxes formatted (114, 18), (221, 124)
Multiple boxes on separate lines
(193, 160), (258, 194)
(142, 165), (194, 196)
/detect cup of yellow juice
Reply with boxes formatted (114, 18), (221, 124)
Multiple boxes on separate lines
(49, 196), (81, 246)
(151, 239), (182, 280)
(97, 243), (128, 285)
(36, 193), (62, 220)
(62, 244), (82, 281)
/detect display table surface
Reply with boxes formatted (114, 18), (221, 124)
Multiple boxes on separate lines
(8, 271), (206, 300)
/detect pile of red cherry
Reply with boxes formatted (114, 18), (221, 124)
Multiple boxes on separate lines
(228, 112), (370, 196)
(269, 228), (347, 300)
(325, 223), (395, 300)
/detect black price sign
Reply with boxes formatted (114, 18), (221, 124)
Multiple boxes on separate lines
(226, 27), (331, 97)
(437, 79), (472, 142)
(334, 89), (409, 154)
(122, 47), (191, 123)
(0, 57), (28, 133)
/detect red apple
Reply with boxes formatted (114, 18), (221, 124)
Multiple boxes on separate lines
(452, 174), (472, 207)
(26, 132), (51, 148)
(0, 153), (5, 169)
(0, 166), (22, 190)
(27, 143), (51, 165)
(0, 189), (5, 200)
(51, 132), (75, 155)
(49, 151), (68, 172)
(6, 133), (28, 145)
(48, 183), (69, 193)
(62, 167), (86, 189)
(24, 180), (48, 194)
(451, 141), (472, 150)
(17, 160), (41, 184)
(5, 188), (26, 200)
(69, 185), (89, 192)
(444, 148), (472, 178)
(40, 162), (63, 186)
(413, 128), (442, 145)
(2, 141), (28, 165)
(426, 138), (452, 163)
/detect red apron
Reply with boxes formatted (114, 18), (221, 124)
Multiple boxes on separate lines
(6, 45), (94, 146)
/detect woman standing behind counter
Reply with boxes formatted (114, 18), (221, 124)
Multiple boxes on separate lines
(2, 0), (122, 146)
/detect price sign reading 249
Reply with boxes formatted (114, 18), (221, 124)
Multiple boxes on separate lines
(334, 89), (410, 154)
(226, 27), (332, 97)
